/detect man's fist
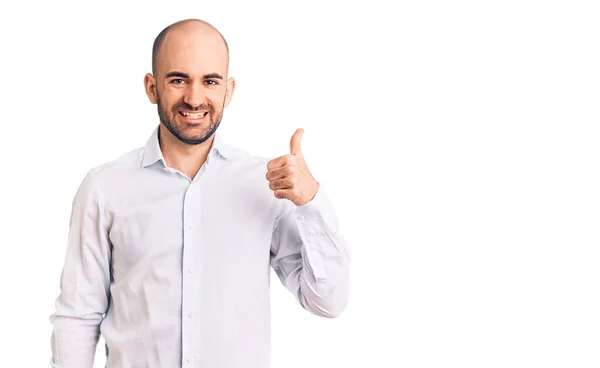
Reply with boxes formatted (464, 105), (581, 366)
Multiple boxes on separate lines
(266, 128), (319, 206)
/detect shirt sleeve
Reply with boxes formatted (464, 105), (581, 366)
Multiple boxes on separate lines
(49, 171), (112, 367)
(270, 184), (351, 318)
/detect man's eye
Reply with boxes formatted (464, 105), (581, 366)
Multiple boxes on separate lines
(171, 79), (185, 84)
(205, 80), (218, 86)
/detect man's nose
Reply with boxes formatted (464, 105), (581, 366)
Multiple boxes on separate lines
(183, 84), (205, 108)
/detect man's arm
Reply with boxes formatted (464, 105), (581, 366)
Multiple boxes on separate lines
(270, 185), (351, 318)
(49, 171), (111, 368)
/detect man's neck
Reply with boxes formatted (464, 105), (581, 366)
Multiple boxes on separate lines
(158, 125), (214, 179)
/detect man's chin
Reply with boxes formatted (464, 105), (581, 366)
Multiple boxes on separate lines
(175, 133), (211, 145)
(173, 125), (219, 145)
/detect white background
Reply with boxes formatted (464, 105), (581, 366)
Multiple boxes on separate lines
(0, 0), (599, 367)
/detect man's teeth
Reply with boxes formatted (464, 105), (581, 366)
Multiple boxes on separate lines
(181, 112), (207, 119)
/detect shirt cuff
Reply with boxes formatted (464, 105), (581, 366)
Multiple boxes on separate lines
(294, 184), (338, 230)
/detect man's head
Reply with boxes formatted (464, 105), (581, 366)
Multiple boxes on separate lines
(144, 19), (235, 145)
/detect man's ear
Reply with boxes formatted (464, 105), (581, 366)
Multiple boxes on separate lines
(224, 77), (236, 107)
(144, 73), (158, 104)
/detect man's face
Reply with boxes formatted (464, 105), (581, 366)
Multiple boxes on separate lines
(145, 25), (234, 145)
(155, 80), (224, 145)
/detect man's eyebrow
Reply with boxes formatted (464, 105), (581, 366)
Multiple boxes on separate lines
(164, 72), (223, 80)
(203, 73), (223, 80)
(165, 71), (190, 79)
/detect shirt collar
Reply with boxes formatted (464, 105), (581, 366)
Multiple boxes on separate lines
(141, 125), (236, 168)
(210, 129), (237, 161)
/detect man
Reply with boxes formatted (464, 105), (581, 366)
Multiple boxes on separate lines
(49, 18), (350, 368)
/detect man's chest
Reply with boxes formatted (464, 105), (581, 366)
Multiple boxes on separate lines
(106, 186), (275, 277)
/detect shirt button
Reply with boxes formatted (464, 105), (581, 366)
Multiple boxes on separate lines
(297, 215), (305, 221)
(187, 357), (194, 363)
(188, 312), (194, 318)
(188, 224), (196, 231)
(188, 268), (194, 274)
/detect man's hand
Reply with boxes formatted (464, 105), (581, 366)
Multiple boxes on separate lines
(266, 128), (319, 206)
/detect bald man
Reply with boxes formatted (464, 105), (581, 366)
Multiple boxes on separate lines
(49, 19), (350, 368)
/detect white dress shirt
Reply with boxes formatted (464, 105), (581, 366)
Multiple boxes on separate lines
(49, 126), (351, 368)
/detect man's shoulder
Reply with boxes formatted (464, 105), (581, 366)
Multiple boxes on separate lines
(219, 142), (270, 169)
(88, 146), (145, 177)
(70, 145), (145, 200)
(73, 145), (145, 196)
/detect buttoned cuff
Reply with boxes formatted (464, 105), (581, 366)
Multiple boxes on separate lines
(294, 184), (338, 230)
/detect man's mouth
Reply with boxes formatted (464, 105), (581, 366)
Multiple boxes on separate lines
(179, 111), (209, 119)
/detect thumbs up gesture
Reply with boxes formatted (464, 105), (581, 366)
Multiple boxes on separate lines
(266, 128), (319, 206)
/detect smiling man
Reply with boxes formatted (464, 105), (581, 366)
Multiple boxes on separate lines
(49, 18), (351, 368)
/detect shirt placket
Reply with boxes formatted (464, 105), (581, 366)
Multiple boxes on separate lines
(181, 165), (208, 366)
